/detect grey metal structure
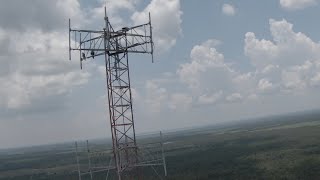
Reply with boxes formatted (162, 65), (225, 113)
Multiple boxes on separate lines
(69, 6), (166, 179)
(74, 141), (115, 179)
(74, 133), (166, 179)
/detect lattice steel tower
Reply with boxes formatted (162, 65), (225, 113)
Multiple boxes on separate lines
(69, 7), (165, 180)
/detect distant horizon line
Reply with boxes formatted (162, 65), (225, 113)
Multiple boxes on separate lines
(1, 108), (320, 151)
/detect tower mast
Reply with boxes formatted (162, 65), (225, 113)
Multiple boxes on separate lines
(69, 6), (163, 179)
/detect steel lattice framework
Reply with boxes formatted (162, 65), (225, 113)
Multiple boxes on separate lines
(68, 7), (165, 180)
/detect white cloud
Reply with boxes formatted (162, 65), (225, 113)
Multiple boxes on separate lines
(310, 72), (320, 86)
(245, 18), (320, 93)
(177, 39), (234, 90)
(168, 93), (193, 111)
(261, 64), (279, 74)
(88, 0), (140, 29)
(0, 29), (90, 110)
(97, 66), (106, 77)
(244, 32), (279, 69)
(131, 88), (140, 101)
(0, 0), (148, 112)
(226, 93), (243, 102)
(281, 60), (320, 91)
(257, 79), (274, 92)
(232, 72), (256, 94)
(0, 0), (183, 112)
(282, 70), (306, 90)
(222, 4), (236, 16)
(247, 93), (258, 101)
(105, 0), (139, 12)
(142, 39), (240, 110)
(0, 0), (83, 31)
(145, 80), (168, 113)
(0, 1), (94, 112)
(131, 0), (183, 53)
(280, 0), (317, 10)
(198, 91), (223, 105)
(141, 18), (320, 115)
(152, 39), (247, 108)
(123, 17), (320, 138)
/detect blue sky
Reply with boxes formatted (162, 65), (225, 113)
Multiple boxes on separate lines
(1, 0), (320, 148)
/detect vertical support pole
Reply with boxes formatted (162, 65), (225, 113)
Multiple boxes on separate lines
(69, 18), (71, 60)
(103, 6), (121, 180)
(160, 131), (167, 177)
(89, 32), (92, 49)
(75, 142), (82, 180)
(79, 33), (82, 69)
(106, 156), (113, 180)
(149, 12), (154, 63)
(86, 140), (93, 180)
(144, 24), (147, 51)
(125, 29), (138, 163)
(74, 31), (76, 48)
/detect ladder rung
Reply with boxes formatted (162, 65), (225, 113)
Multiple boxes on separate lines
(113, 123), (133, 126)
(111, 67), (127, 70)
(113, 85), (129, 89)
(113, 104), (130, 108)
(109, 50), (125, 56)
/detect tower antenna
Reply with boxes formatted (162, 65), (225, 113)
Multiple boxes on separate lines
(69, 6), (166, 180)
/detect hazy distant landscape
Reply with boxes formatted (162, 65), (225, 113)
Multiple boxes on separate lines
(2, 0), (320, 180)
(1, 111), (320, 179)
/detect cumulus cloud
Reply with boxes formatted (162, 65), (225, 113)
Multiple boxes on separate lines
(310, 72), (320, 86)
(168, 93), (193, 111)
(145, 80), (169, 113)
(140, 38), (241, 111)
(245, 19), (320, 69)
(0, 0), (78, 31)
(257, 79), (275, 92)
(232, 72), (257, 96)
(136, 17), (320, 118)
(147, 18), (320, 112)
(0, 29), (90, 111)
(245, 18), (320, 68)
(198, 91), (223, 105)
(280, 0), (317, 10)
(222, 3), (236, 16)
(0, 0), (185, 147)
(244, 32), (279, 69)
(0, 1), (92, 113)
(131, 0), (183, 53)
(87, 0), (140, 29)
(162, 39), (244, 107)
(226, 93), (242, 102)
(245, 18), (320, 93)
(0, 0), (147, 113)
(143, 79), (194, 112)
(177, 39), (234, 91)
(0, 0), (183, 113)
